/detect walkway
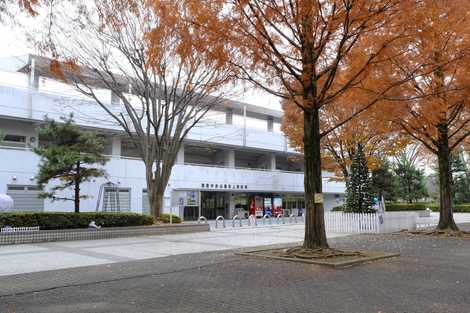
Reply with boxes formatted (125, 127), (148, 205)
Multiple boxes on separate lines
(0, 224), (346, 277)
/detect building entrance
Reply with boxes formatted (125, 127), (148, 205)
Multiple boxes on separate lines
(198, 191), (306, 220)
(200, 191), (228, 220)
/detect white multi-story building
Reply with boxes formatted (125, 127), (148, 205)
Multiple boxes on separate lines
(0, 55), (345, 220)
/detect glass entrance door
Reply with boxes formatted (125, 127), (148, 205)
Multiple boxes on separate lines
(201, 191), (227, 219)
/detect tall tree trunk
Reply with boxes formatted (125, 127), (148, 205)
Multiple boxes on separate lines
(300, 0), (328, 249)
(74, 161), (80, 213)
(145, 165), (163, 218)
(148, 185), (164, 218)
(303, 108), (329, 249)
(436, 123), (458, 231)
(342, 168), (350, 187)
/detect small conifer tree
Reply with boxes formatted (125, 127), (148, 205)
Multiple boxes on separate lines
(34, 116), (108, 213)
(345, 144), (374, 213)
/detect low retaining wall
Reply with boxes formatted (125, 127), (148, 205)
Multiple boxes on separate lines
(378, 212), (418, 233)
(0, 223), (210, 245)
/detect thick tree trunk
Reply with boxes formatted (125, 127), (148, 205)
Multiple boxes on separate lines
(436, 125), (458, 230)
(342, 168), (350, 186)
(145, 164), (166, 219)
(74, 162), (80, 213)
(303, 108), (329, 249)
(149, 186), (164, 218)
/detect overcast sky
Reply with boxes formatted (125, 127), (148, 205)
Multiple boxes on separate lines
(0, 23), (282, 111)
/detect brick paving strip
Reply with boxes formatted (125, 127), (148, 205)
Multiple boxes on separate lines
(0, 226), (469, 313)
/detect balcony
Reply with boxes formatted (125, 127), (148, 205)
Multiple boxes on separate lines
(170, 163), (344, 194)
(0, 84), (295, 153)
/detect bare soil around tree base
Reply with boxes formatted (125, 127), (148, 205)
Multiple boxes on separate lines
(237, 246), (399, 268)
(401, 229), (470, 238)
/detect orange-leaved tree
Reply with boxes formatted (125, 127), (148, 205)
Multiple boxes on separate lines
(282, 96), (406, 181)
(1, 0), (41, 19)
(385, 0), (470, 230)
(222, 0), (415, 249)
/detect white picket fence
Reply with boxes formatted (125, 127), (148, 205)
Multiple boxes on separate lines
(325, 212), (379, 233)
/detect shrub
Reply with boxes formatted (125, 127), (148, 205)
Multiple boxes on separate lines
(385, 203), (434, 211)
(158, 213), (182, 224)
(385, 203), (470, 213)
(454, 204), (470, 213)
(0, 212), (154, 230)
(331, 205), (344, 212)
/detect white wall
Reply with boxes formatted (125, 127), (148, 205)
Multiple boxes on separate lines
(0, 148), (346, 214)
(379, 212), (418, 233)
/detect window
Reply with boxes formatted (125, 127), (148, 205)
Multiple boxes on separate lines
(1, 134), (27, 148)
(142, 189), (150, 215)
(103, 187), (131, 212)
(7, 185), (44, 212)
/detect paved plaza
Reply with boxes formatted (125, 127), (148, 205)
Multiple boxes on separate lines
(1, 225), (470, 313)
(0, 224), (347, 276)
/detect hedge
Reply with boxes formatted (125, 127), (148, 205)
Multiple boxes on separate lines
(385, 203), (470, 213)
(331, 206), (344, 212)
(158, 213), (182, 224)
(385, 203), (436, 211)
(331, 203), (470, 213)
(0, 212), (154, 230)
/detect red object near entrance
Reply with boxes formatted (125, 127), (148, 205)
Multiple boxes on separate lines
(272, 197), (283, 216)
(249, 199), (256, 216)
(272, 206), (283, 217)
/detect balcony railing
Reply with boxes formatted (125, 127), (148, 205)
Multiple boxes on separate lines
(0, 146), (304, 176)
(181, 162), (303, 174)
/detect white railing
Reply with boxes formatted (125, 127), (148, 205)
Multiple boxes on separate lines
(1, 226), (40, 233)
(182, 162), (304, 174)
(416, 222), (438, 229)
(324, 212), (379, 234)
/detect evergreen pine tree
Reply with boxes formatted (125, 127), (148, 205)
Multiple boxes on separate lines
(393, 151), (428, 203)
(370, 160), (397, 201)
(345, 144), (374, 213)
(438, 152), (470, 204)
(34, 116), (108, 213)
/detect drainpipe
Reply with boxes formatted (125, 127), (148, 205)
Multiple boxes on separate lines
(27, 58), (37, 119)
(243, 105), (247, 146)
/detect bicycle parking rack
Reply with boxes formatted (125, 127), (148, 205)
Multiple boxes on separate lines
(276, 214), (285, 224)
(210, 212), (304, 230)
(289, 214), (297, 224)
(247, 214), (257, 226)
(215, 216), (226, 228)
(197, 216), (207, 224)
(262, 214), (272, 225)
(232, 215), (242, 227)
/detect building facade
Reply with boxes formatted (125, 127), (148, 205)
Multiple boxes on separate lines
(0, 55), (346, 220)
